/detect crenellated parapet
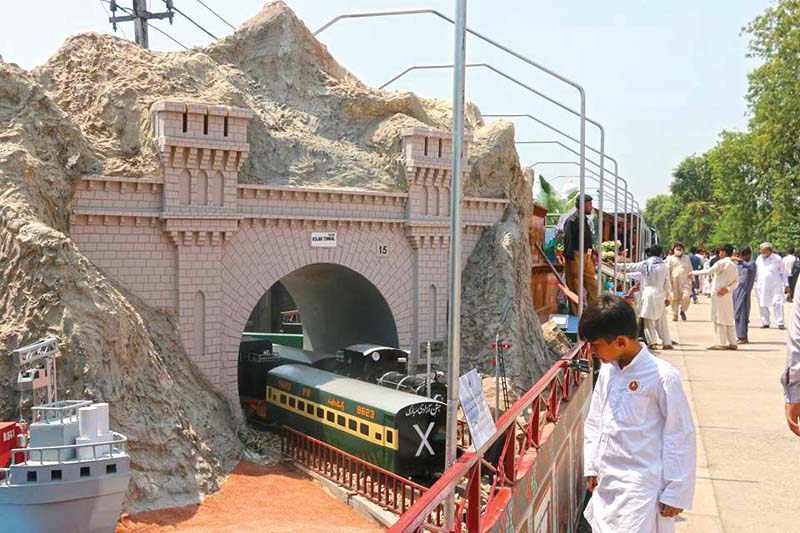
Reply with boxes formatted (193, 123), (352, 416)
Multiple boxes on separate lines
(402, 127), (472, 252)
(152, 101), (253, 245)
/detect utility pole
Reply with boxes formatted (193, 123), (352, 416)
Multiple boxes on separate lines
(108, 1), (175, 48)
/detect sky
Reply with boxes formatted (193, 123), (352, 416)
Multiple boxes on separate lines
(0, 0), (769, 205)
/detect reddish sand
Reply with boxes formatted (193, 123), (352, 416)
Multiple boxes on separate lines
(117, 462), (385, 533)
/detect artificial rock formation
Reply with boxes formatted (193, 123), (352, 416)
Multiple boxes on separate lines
(0, 1), (559, 511)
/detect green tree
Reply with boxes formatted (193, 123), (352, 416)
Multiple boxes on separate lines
(743, 0), (800, 248)
(644, 194), (681, 244)
(671, 155), (714, 202)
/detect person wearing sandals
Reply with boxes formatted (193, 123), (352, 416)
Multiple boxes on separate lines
(620, 245), (674, 350)
(733, 247), (757, 344)
(694, 244), (740, 350)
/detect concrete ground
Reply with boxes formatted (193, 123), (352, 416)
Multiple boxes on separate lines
(660, 294), (800, 533)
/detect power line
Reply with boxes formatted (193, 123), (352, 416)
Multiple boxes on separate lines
(104, 0), (175, 48)
(103, 1), (186, 49)
(192, 0), (235, 31)
(99, 0), (128, 39)
(148, 21), (189, 50)
(163, 1), (218, 40)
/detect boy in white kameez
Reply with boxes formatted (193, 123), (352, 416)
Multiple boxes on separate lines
(581, 294), (696, 533)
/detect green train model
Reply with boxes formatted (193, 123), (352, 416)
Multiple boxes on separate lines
(266, 364), (446, 479)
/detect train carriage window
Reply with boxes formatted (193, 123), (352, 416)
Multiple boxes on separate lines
(297, 400), (305, 411)
(375, 432), (382, 441)
(306, 404), (314, 415)
(386, 431), (394, 444)
(348, 419), (357, 431)
(360, 423), (369, 436)
(289, 398), (296, 408)
(327, 411), (335, 422)
(279, 393), (287, 404)
(337, 415), (345, 427)
(316, 407), (324, 418)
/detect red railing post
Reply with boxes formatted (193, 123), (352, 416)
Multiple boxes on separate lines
(466, 462), (481, 532)
(503, 425), (515, 483)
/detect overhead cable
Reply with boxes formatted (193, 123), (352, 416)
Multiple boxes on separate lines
(192, 0), (236, 30)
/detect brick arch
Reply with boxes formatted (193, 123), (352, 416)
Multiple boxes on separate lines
(216, 222), (414, 412)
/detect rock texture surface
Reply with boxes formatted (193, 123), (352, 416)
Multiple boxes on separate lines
(0, 62), (240, 512)
(0, 0), (559, 511)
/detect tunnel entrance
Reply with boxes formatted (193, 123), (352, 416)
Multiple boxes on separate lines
(244, 263), (399, 353)
(238, 263), (400, 415)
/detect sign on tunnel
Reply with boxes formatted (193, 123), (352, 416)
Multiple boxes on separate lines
(311, 231), (337, 247)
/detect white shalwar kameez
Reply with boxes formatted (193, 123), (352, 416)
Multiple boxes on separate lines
(695, 257), (740, 346)
(622, 259), (672, 347)
(755, 253), (788, 327)
(584, 347), (696, 533)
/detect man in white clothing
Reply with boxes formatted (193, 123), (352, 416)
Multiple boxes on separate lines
(621, 245), (673, 350)
(755, 242), (789, 329)
(667, 242), (694, 321)
(581, 294), (696, 532)
(782, 246), (796, 303)
(695, 243), (740, 350)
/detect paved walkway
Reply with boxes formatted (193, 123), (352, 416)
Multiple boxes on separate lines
(660, 295), (800, 532)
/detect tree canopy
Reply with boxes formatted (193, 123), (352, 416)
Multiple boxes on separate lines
(654, 0), (800, 250)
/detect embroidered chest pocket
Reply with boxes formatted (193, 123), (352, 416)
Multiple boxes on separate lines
(612, 389), (650, 426)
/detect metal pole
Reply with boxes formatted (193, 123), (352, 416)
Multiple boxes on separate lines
(623, 184), (629, 288)
(445, 0), (467, 525)
(426, 341), (432, 398)
(596, 132), (605, 297)
(613, 172), (619, 292)
(494, 333), (500, 422)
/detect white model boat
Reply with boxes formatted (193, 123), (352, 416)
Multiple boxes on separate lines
(0, 401), (131, 533)
(0, 338), (130, 533)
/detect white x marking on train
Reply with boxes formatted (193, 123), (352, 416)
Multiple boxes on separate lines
(413, 422), (435, 456)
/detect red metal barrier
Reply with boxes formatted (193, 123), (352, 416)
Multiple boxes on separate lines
(281, 426), (444, 524)
(390, 342), (590, 533)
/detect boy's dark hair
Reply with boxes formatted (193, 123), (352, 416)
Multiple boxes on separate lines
(720, 243), (734, 256)
(579, 294), (639, 342)
(789, 246), (796, 254)
(672, 241), (685, 250)
(740, 246), (752, 259)
(690, 246), (698, 254)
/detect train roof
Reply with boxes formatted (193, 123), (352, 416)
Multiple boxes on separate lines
(340, 344), (411, 357)
(268, 364), (444, 414)
(270, 344), (336, 365)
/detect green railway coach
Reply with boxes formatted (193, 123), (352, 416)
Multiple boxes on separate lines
(266, 364), (446, 480)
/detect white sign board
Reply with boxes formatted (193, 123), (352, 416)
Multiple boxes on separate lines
(311, 232), (337, 248)
(458, 369), (496, 450)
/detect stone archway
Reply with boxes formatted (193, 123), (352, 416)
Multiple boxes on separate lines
(277, 263), (399, 353)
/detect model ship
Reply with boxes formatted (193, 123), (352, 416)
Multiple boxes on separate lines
(0, 337), (130, 533)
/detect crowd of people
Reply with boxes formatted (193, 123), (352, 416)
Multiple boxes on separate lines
(615, 241), (799, 350)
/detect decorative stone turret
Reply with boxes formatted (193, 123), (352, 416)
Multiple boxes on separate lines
(402, 127), (472, 364)
(152, 101), (252, 245)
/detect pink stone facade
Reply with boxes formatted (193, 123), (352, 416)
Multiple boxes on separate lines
(69, 102), (509, 417)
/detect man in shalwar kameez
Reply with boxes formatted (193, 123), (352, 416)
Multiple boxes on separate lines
(666, 242), (693, 322)
(621, 246), (673, 350)
(581, 294), (696, 532)
(733, 247), (757, 344)
(755, 242), (789, 329)
(695, 244), (740, 350)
